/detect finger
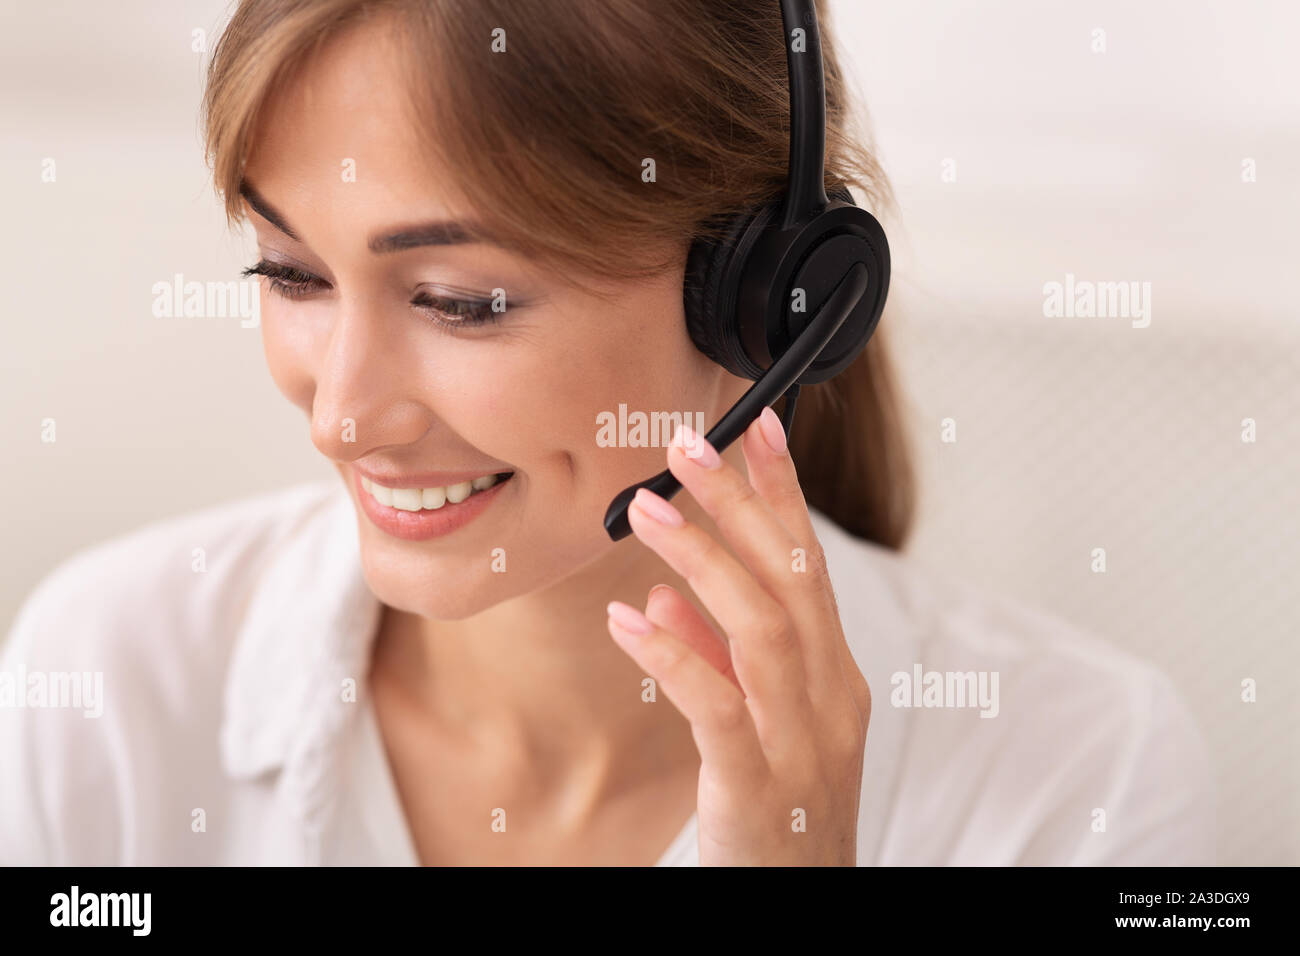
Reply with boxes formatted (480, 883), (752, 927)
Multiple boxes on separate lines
(741, 408), (868, 712)
(626, 490), (813, 759)
(644, 584), (740, 693)
(667, 421), (849, 704)
(741, 405), (818, 547)
(605, 600), (767, 782)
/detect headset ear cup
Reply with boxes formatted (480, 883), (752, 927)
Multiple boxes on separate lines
(687, 201), (793, 381)
(683, 232), (731, 371)
(685, 186), (860, 380)
(683, 208), (764, 379)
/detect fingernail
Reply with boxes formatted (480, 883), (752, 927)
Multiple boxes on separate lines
(757, 406), (788, 455)
(607, 600), (654, 634)
(632, 487), (684, 527)
(672, 423), (721, 469)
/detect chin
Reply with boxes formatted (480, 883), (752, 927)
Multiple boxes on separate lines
(356, 541), (512, 620)
(351, 505), (622, 621)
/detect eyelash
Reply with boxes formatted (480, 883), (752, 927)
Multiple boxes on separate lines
(240, 260), (502, 330)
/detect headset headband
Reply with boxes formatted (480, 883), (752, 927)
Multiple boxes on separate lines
(778, 0), (829, 228)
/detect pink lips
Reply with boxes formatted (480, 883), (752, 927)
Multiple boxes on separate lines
(353, 468), (513, 541)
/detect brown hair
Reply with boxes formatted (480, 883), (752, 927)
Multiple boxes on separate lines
(202, 0), (914, 548)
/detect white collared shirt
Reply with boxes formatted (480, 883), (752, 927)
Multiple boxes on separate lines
(0, 480), (1215, 865)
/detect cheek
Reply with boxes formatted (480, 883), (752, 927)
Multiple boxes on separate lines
(422, 341), (575, 461)
(259, 298), (320, 414)
(457, 303), (713, 488)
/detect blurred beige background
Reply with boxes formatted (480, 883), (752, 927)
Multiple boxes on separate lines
(2, 1), (1296, 864)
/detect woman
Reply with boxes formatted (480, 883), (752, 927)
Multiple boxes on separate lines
(0, 0), (1213, 865)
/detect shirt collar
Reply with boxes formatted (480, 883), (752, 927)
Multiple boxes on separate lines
(219, 480), (382, 826)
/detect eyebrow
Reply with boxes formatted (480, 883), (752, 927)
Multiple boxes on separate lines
(368, 221), (482, 253)
(238, 181), (299, 241)
(238, 178), (489, 254)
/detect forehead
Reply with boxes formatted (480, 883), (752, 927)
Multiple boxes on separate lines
(242, 15), (463, 223)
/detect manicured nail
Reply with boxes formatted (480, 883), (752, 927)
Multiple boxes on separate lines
(672, 423), (721, 469)
(757, 406), (788, 455)
(632, 487), (685, 527)
(607, 600), (654, 634)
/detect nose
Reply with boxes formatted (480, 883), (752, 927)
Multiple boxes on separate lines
(310, 293), (432, 462)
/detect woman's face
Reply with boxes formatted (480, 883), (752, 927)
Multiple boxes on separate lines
(241, 21), (741, 618)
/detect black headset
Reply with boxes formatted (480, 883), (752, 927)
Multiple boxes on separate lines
(603, 0), (891, 541)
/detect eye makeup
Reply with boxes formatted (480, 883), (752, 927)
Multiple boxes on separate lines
(241, 258), (506, 330)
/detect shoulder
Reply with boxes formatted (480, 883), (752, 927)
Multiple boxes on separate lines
(810, 509), (1215, 865)
(0, 480), (342, 863)
(5, 480), (341, 666)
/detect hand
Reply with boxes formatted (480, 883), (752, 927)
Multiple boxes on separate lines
(605, 408), (871, 866)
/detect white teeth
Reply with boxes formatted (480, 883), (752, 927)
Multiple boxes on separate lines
(361, 472), (507, 511)
(390, 488), (423, 512)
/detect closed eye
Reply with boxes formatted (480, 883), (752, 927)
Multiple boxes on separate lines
(241, 259), (505, 330)
(241, 259), (327, 300)
(410, 289), (499, 327)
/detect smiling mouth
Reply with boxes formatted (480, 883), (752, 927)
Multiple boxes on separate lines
(360, 471), (515, 512)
